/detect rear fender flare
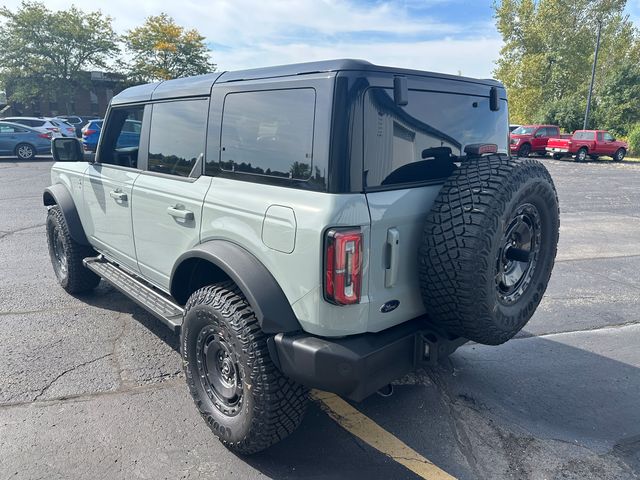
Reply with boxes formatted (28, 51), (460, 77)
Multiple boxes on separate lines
(43, 184), (89, 245)
(171, 241), (302, 334)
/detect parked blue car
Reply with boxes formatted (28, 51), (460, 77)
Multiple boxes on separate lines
(82, 119), (141, 152)
(0, 121), (52, 160)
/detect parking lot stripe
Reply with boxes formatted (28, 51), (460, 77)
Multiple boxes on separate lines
(311, 391), (457, 480)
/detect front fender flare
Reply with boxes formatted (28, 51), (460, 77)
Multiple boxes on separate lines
(43, 184), (89, 245)
(171, 241), (302, 334)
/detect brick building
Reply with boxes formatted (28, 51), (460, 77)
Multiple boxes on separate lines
(2, 71), (129, 118)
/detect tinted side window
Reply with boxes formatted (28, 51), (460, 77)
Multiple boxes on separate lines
(0, 124), (22, 133)
(216, 89), (316, 181)
(364, 88), (508, 189)
(604, 132), (614, 141)
(147, 99), (208, 178)
(98, 106), (144, 168)
(536, 128), (547, 137)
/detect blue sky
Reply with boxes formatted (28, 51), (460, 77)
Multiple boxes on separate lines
(2, 0), (639, 78)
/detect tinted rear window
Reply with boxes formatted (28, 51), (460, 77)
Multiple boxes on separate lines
(364, 88), (508, 189)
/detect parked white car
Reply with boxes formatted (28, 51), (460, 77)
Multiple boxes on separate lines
(2, 116), (69, 138)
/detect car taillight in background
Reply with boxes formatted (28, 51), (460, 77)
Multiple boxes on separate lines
(38, 133), (52, 139)
(46, 127), (60, 133)
(83, 128), (97, 137)
(324, 228), (362, 305)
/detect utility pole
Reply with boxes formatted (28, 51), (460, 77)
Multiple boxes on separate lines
(583, 20), (602, 130)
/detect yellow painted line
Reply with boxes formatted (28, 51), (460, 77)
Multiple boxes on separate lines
(311, 390), (457, 480)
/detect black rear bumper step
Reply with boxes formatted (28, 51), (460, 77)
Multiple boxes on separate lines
(83, 256), (183, 332)
(272, 319), (467, 402)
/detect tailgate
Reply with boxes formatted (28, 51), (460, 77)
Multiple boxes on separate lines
(546, 138), (570, 150)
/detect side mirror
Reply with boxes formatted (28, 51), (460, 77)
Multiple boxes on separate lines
(52, 137), (85, 162)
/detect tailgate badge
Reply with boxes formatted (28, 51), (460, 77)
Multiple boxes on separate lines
(380, 300), (400, 313)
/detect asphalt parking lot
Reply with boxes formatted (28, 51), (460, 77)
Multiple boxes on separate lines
(1, 156), (639, 479)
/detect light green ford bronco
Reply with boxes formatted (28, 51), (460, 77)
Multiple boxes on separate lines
(44, 60), (559, 454)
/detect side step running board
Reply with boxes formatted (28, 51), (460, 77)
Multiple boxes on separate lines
(83, 256), (184, 332)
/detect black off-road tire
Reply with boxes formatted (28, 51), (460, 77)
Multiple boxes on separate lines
(418, 155), (559, 345)
(181, 282), (308, 455)
(46, 206), (100, 293)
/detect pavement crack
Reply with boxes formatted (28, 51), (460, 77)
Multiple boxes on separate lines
(110, 314), (129, 388)
(0, 378), (183, 410)
(0, 223), (45, 240)
(33, 353), (113, 402)
(427, 364), (482, 478)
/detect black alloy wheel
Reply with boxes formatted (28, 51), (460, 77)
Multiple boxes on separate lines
(495, 203), (541, 305)
(196, 326), (244, 416)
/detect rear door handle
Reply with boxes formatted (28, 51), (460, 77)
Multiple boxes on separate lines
(109, 190), (127, 201)
(385, 227), (400, 288)
(167, 206), (194, 220)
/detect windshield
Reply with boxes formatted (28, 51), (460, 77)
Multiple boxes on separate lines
(512, 126), (535, 135)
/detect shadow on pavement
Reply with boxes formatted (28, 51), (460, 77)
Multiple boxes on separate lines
(76, 282), (640, 479)
(75, 283), (180, 352)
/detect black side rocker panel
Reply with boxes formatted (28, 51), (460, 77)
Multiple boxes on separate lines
(43, 184), (89, 245)
(171, 241), (302, 334)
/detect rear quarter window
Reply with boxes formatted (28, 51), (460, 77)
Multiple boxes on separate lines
(208, 88), (318, 186)
(363, 88), (508, 189)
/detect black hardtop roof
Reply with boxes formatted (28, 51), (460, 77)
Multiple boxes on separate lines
(111, 59), (503, 105)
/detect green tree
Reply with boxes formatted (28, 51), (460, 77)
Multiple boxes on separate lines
(593, 62), (640, 136)
(123, 13), (215, 82)
(493, 0), (639, 132)
(0, 1), (119, 113)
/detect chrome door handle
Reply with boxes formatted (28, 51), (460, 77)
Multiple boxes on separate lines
(167, 206), (194, 220)
(109, 190), (127, 201)
(385, 227), (400, 288)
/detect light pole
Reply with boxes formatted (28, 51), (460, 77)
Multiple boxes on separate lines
(583, 20), (602, 130)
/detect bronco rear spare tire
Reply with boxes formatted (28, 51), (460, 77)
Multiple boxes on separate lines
(418, 155), (559, 345)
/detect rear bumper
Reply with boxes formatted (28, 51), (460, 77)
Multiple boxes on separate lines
(546, 147), (569, 153)
(271, 318), (467, 402)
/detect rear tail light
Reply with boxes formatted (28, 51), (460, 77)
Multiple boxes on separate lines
(83, 129), (97, 137)
(46, 127), (60, 133)
(324, 228), (362, 305)
(38, 133), (51, 139)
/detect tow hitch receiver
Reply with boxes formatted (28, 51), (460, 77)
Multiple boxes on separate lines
(417, 329), (467, 366)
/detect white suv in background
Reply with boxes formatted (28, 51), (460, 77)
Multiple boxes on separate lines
(2, 116), (75, 138)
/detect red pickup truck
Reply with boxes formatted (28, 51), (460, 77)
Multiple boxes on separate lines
(546, 130), (628, 162)
(510, 124), (568, 157)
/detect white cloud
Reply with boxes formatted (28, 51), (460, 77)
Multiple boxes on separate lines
(0, 0), (503, 78)
(214, 37), (503, 78)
